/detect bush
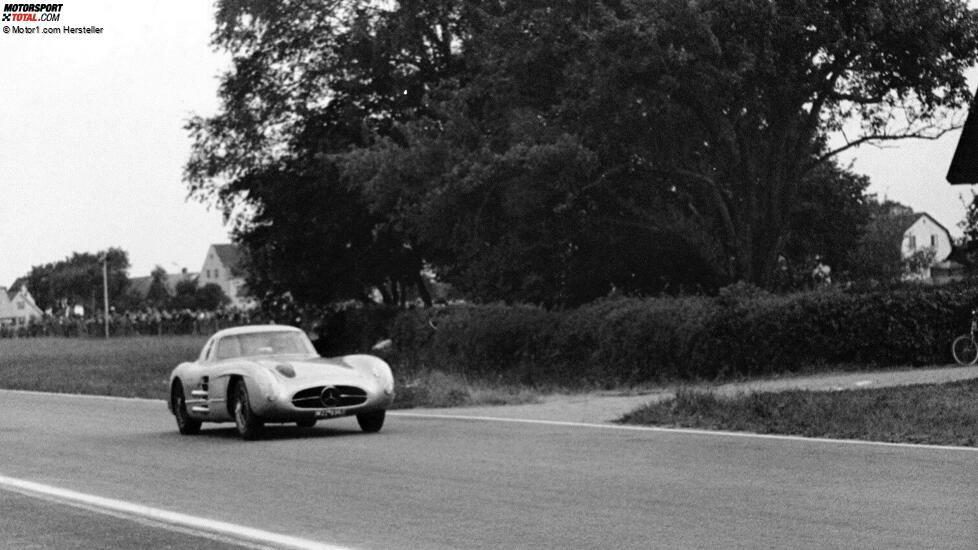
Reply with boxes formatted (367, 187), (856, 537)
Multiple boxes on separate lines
(317, 283), (978, 388)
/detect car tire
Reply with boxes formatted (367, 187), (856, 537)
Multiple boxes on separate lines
(172, 384), (201, 435)
(232, 381), (264, 440)
(356, 410), (386, 433)
(296, 418), (317, 428)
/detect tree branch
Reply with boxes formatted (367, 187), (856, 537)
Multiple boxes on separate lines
(813, 124), (961, 167)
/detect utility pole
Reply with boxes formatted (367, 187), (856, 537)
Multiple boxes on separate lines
(102, 254), (110, 339)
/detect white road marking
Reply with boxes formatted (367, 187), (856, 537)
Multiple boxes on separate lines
(390, 412), (978, 453)
(4, 388), (977, 453)
(0, 474), (353, 550)
(2, 388), (164, 403)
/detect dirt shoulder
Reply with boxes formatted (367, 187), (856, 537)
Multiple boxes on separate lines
(404, 364), (978, 424)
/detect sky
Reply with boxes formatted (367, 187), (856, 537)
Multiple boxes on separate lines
(1, 1), (978, 287)
(0, 0), (230, 287)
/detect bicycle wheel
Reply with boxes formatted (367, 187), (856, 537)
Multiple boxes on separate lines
(951, 334), (978, 365)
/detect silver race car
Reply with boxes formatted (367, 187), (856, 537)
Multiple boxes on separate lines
(168, 325), (394, 439)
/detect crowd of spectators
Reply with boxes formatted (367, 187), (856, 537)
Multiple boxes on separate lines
(0, 307), (265, 339)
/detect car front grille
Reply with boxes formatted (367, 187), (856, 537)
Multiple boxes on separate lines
(292, 385), (368, 408)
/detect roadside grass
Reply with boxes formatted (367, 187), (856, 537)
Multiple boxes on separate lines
(0, 336), (206, 399)
(618, 379), (978, 447)
(391, 369), (541, 409)
(0, 337), (541, 408)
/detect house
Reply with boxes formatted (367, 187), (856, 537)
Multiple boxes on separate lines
(199, 244), (252, 309)
(128, 268), (199, 300)
(0, 285), (44, 326)
(900, 213), (953, 281)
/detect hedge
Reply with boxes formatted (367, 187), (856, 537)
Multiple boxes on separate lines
(319, 283), (978, 387)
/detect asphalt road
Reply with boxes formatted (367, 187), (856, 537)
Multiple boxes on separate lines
(1, 390), (976, 549)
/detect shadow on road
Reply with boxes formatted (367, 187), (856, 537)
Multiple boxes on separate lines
(158, 424), (372, 442)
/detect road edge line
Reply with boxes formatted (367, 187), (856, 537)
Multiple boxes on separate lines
(0, 474), (353, 550)
(390, 411), (978, 453)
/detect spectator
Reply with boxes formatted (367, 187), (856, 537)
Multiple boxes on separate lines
(811, 255), (832, 288)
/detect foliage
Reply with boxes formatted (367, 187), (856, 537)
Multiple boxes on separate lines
(961, 190), (978, 244)
(326, 284), (978, 387)
(187, 0), (978, 307)
(346, 0), (978, 298)
(850, 198), (919, 282)
(185, 0), (452, 307)
(195, 283), (232, 311)
(903, 247), (938, 278)
(23, 248), (131, 314)
(145, 266), (170, 308)
(786, 163), (871, 279)
(171, 281), (231, 311)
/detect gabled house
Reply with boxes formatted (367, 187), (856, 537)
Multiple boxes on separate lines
(900, 213), (953, 280)
(199, 244), (252, 309)
(0, 285), (44, 326)
(854, 204), (956, 283)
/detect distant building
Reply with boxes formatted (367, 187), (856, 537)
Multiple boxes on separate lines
(129, 268), (199, 299)
(0, 285), (44, 326)
(199, 244), (253, 309)
(899, 213), (953, 281)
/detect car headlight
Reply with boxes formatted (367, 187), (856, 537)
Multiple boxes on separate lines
(371, 364), (394, 394)
(275, 364), (296, 378)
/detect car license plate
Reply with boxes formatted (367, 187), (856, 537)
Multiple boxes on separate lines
(316, 408), (344, 419)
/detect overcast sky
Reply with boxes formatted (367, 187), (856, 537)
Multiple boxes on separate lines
(0, 0), (229, 287)
(2, 1), (978, 288)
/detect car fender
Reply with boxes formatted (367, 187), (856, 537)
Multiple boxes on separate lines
(341, 354), (394, 396)
(220, 361), (284, 417)
(168, 361), (200, 414)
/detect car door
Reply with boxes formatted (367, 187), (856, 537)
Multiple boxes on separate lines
(201, 335), (238, 421)
(181, 337), (227, 420)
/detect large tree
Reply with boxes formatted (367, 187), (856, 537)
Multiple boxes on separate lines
(24, 248), (131, 314)
(186, 0), (460, 306)
(188, 0), (978, 306)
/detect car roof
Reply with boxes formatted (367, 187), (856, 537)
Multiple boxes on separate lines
(211, 324), (304, 338)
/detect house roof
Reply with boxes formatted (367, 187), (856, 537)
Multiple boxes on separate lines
(129, 271), (199, 298)
(212, 244), (242, 269)
(0, 285), (43, 319)
(902, 213), (953, 244)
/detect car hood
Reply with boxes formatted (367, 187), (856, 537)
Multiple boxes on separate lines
(251, 356), (366, 384)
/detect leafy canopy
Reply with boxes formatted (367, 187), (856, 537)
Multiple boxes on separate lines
(187, 0), (978, 306)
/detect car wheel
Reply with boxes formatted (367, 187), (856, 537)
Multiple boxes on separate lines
(296, 418), (317, 428)
(172, 384), (201, 435)
(232, 381), (264, 440)
(356, 410), (386, 433)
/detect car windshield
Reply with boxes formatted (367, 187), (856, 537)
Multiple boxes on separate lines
(213, 331), (314, 360)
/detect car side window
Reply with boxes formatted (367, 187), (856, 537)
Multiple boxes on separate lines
(200, 339), (215, 362)
(214, 336), (242, 360)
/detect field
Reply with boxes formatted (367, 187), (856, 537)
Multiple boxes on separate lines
(0, 336), (538, 408)
(0, 336), (206, 399)
(619, 381), (978, 447)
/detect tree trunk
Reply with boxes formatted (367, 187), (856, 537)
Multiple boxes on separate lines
(414, 271), (433, 307)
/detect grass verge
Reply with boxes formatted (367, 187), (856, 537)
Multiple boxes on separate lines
(0, 337), (540, 408)
(0, 336), (205, 399)
(618, 379), (978, 447)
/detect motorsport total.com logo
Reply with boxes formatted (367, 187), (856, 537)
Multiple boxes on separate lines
(1, 3), (63, 22)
